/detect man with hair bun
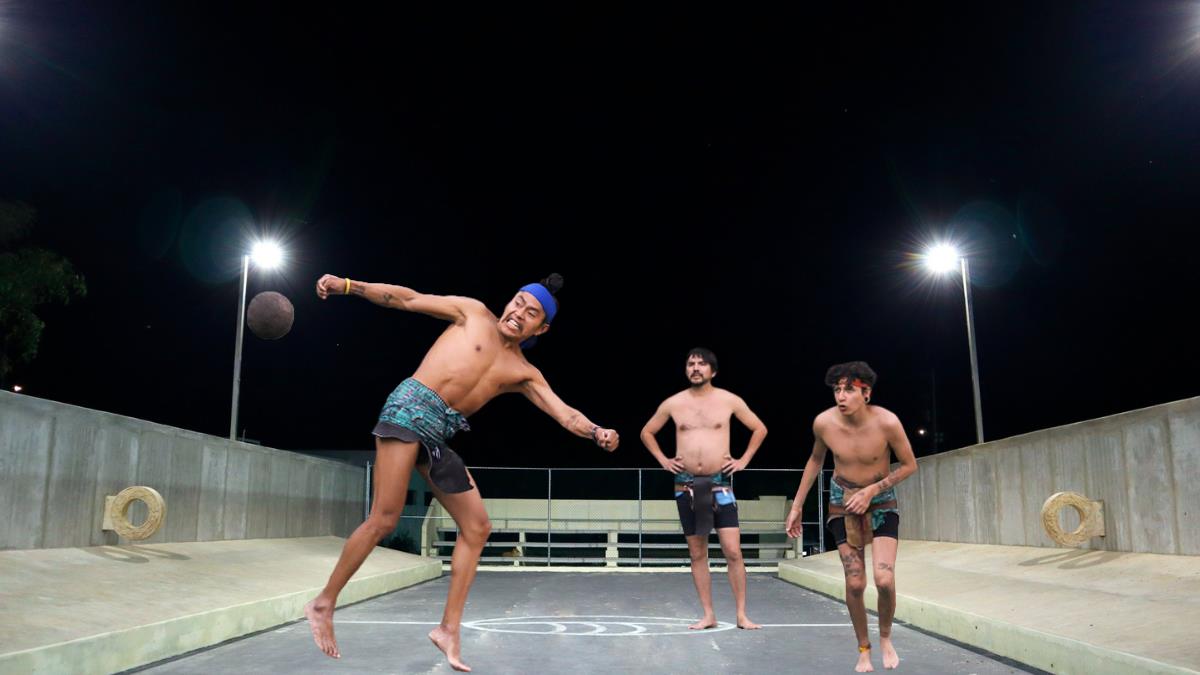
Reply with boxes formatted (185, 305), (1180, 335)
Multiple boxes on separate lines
(786, 361), (918, 672)
(305, 272), (619, 671)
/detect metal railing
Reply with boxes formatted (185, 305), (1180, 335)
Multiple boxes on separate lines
(366, 466), (832, 568)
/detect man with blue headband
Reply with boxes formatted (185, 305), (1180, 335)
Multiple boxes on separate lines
(304, 272), (618, 671)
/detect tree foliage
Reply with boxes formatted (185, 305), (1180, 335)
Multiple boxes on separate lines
(0, 201), (87, 383)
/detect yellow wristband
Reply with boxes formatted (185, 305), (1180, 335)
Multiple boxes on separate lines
(344, 278), (351, 295)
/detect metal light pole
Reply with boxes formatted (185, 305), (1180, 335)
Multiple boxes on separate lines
(230, 241), (283, 441)
(230, 255), (250, 440)
(959, 256), (985, 445)
(924, 244), (985, 445)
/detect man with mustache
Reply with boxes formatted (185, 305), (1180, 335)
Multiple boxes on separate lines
(305, 272), (619, 672)
(640, 347), (767, 630)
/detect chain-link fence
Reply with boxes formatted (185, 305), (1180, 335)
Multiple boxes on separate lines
(369, 466), (832, 568)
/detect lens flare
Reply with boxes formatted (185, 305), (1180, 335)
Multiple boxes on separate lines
(924, 244), (960, 274)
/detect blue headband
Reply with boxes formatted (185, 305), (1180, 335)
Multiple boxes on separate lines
(517, 283), (557, 350)
(519, 283), (558, 324)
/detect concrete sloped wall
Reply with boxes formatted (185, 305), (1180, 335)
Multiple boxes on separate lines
(0, 391), (365, 550)
(894, 396), (1200, 555)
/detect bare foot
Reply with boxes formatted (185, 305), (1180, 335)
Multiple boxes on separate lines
(736, 615), (761, 630)
(303, 599), (339, 659)
(881, 637), (900, 669)
(429, 625), (471, 672)
(855, 647), (874, 672)
(688, 615), (718, 630)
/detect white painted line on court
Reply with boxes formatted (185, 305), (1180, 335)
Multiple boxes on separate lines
(337, 619), (879, 629)
(758, 623), (854, 627)
(474, 566), (779, 574)
(339, 620), (440, 625)
(469, 615), (739, 636)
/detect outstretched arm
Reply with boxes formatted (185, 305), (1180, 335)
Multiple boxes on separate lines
(315, 274), (484, 324)
(640, 402), (683, 473)
(722, 395), (768, 474)
(785, 420), (828, 538)
(521, 368), (619, 451)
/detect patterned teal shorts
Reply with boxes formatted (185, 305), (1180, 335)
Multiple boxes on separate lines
(373, 378), (473, 493)
(674, 471), (731, 487)
(829, 476), (898, 531)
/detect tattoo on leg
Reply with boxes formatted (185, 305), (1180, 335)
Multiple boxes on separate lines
(841, 551), (865, 579)
(876, 562), (893, 571)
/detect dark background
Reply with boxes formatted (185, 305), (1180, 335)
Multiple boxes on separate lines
(3, 2), (1198, 468)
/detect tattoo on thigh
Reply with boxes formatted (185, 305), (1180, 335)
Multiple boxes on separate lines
(876, 562), (894, 572)
(841, 552), (865, 578)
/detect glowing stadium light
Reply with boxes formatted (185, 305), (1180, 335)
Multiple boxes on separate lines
(912, 240), (985, 444)
(250, 240), (284, 269)
(231, 239), (287, 440)
(924, 244), (961, 274)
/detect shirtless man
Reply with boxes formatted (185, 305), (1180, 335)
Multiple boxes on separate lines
(305, 273), (618, 671)
(640, 347), (767, 630)
(785, 361), (917, 672)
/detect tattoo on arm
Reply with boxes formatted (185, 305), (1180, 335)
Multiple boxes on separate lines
(877, 469), (902, 491)
(382, 291), (394, 306)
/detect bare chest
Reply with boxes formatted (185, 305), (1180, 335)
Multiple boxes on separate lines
(824, 425), (890, 464)
(674, 406), (730, 432)
(418, 324), (528, 406)
(427, 324), (504, 369)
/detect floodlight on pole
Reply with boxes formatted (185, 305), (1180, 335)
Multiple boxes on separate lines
(924, 244), (961, 274)
(250, 240), (284, 269)
(922, 243), (985, 445)
(230, 239), (285, 441)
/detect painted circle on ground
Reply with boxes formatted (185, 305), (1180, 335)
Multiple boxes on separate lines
(463, 615), (737, 636)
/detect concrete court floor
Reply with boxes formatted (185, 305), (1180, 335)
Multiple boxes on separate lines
(134, 571), (1039, 674)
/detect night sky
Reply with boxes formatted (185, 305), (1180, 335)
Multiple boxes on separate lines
(3, 3), (1198, 468)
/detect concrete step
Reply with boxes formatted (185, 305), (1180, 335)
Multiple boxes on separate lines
(0, 536), (441, 675)
(778, 539), (1200, 675)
